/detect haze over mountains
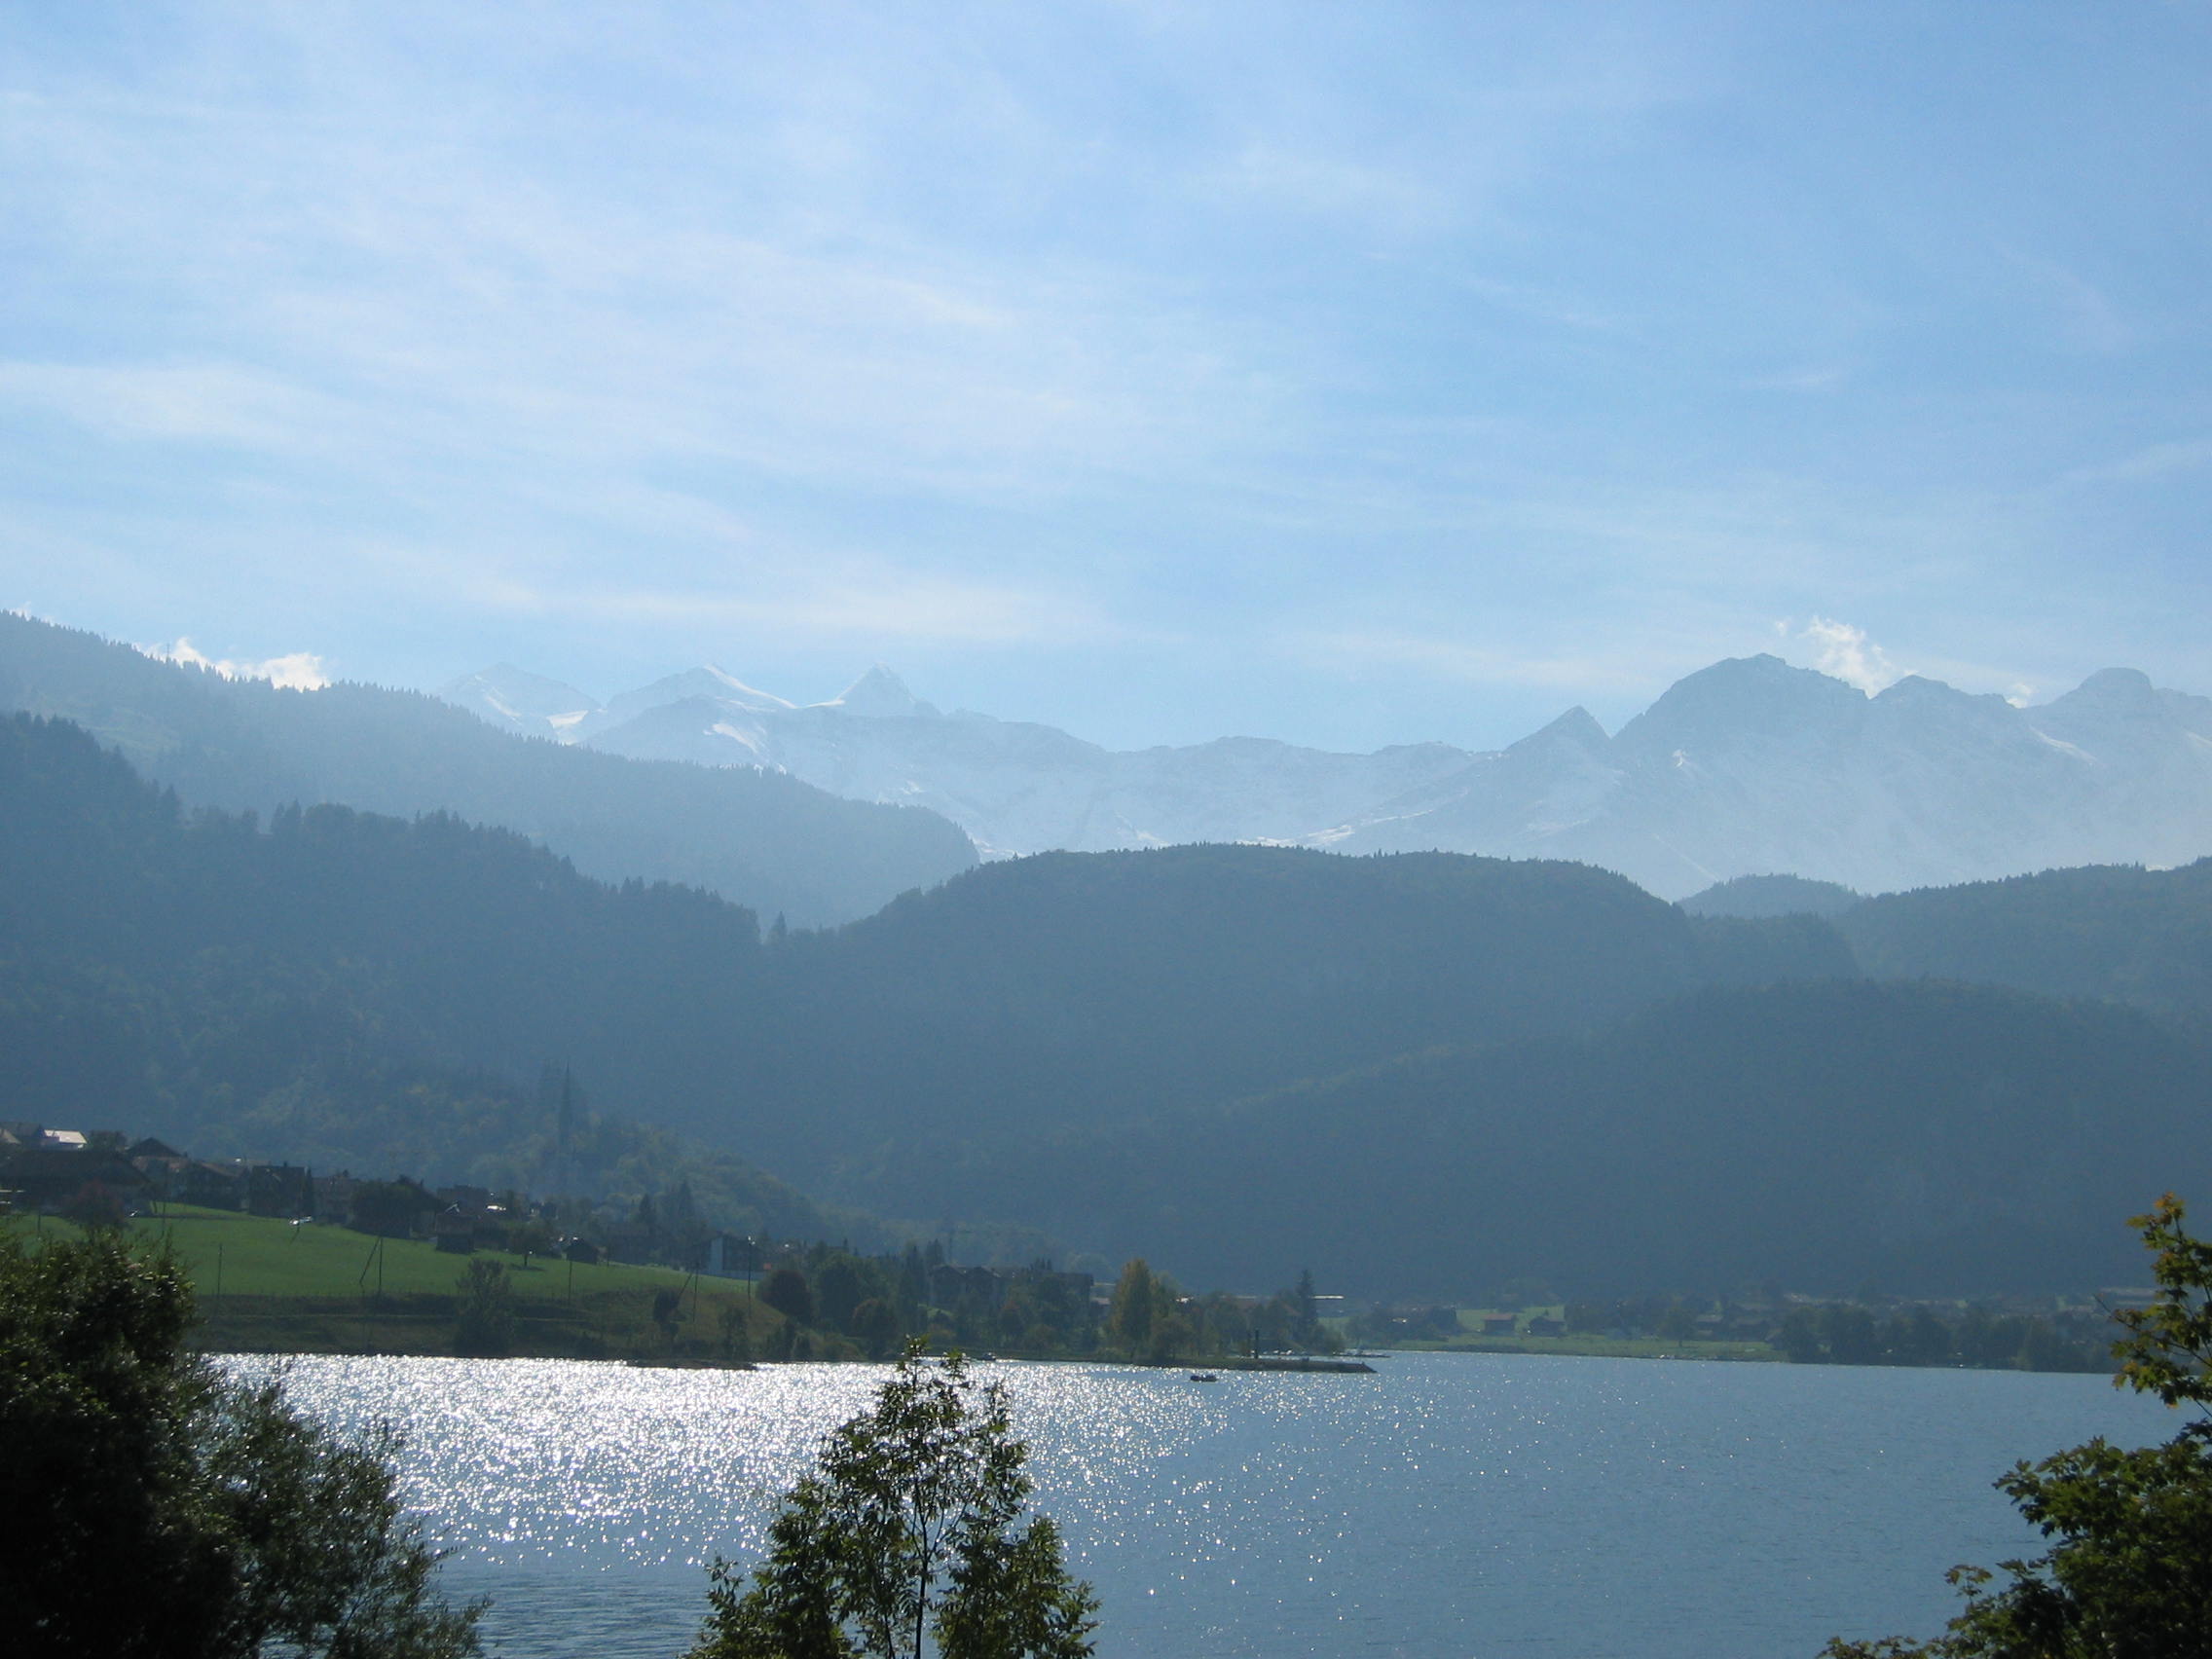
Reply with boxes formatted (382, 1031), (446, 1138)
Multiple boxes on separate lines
(442, 652), (2212, 898)
(11, 610), (2212, 1299)
(12, 699), (2212, 1299)
(0, 613), (975, 926)
(443, 660), (1471, 863)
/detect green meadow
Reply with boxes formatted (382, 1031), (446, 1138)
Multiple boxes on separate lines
(3, 1206), (780, 1361)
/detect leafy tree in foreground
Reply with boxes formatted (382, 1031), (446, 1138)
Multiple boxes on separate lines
(686, 1342), (1097, 1659)
(0, 1231), (481, 1659)
(1825, 1195), (2212, 1658)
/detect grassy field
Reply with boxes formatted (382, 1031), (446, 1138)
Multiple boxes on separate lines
(2, 1206), (785, 1362)
(5, 1209), (1787, 1366)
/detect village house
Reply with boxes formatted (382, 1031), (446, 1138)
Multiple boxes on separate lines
(0, 1123), (152, 1214)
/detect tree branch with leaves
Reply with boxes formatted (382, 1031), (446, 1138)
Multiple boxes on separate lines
(688, 1343), (1097, 1659)
(1825, 1194), (2212, 1658)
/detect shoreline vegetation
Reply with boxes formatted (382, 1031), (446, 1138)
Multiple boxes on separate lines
(0, 1208), (2114, 1376)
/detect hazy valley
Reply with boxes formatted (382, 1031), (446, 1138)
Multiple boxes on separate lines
(12, 613), (2212, 1305)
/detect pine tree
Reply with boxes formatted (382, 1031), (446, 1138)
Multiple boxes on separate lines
(1106, 1260), (1155, 1357)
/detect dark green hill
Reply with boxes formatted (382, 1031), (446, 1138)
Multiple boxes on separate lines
(720, 844), (1859, 1188)
(15, 710), (2200, 1297)
(1837, 861), (2212, 1023)
(1679, 872), (1862, 919)
(0, 612), (976, 926)
(0, 714), (858, 1238)
(0, 713), (762, 1096)
(959, 978), (2211, 1298)
(0, 711), (1853, 1207)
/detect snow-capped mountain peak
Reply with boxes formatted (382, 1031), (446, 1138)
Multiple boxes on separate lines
(434, 654), (2212, 900)
(438, 664), (599, 736)
(601, 666), (793, 724)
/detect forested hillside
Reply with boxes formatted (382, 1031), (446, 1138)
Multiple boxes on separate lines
(0, 715), (869, 1240)
(6, 710), (2208, 1297)
(728, 844), (1857, 1179)
(0, 711), (1853, 1170)
(1680, 873), (1863, 919)
(1835, 861), (2212, 1025)
(937, 979), (2212, 1297)
(0, 612), (976, 925)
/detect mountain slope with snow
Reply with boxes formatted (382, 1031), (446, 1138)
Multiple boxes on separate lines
(439, 653), (2212, 897)
(445, 663), (1477, 859)
(1332, 656), (2212, 896)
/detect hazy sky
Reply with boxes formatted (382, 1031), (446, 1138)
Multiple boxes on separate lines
(5, 2), (2209, 751)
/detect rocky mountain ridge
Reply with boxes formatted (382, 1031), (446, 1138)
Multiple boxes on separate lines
(443, 653), (2212, 897)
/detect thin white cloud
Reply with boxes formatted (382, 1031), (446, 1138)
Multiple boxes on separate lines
(1780, 616), (1902, 694)
(1200, 143), (1447, 235)
(1, 65), (1288, 510)
(552, 579), (1102, 645)
(0, 361), (349, 452)
(5, 3), (2207, 739)
(141, 637), (330, 690)
(2006, 251), (2129, 354)
(2062, 436), (2212, 487)
(378, 547), (1116, 648)
(1740, 366), (1849, 393)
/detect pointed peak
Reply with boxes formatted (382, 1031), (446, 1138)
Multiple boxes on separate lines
(826, 665), (940, 719)
(1509, 705), (1609, 754)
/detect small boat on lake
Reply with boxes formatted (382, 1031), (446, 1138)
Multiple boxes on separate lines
(1188, 1372), (1219, 1382)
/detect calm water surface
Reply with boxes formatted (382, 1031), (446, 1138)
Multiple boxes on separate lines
(251, 1352), (2177, 1658)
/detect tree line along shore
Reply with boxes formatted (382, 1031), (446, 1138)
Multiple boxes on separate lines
(0, 1193), (2120, 1376)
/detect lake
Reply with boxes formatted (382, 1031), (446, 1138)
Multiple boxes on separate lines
(251, 1351), (2179, 1658)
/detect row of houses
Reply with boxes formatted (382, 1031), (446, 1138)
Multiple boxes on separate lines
(0, 1124), (523, 1240)
(0, 1124), (318, 1218)
(0, 1122), (781, 1278)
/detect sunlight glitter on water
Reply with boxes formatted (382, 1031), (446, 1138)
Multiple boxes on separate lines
(249, 1352), (2177, 1659)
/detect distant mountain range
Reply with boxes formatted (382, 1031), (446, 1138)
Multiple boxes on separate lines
(0, 614), (976, 925)
(442, 653), (2212, 897)
(15, 700), (2212, 1298)
(442, 660), (1469, 862)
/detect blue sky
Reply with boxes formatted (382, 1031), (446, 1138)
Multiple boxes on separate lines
(4, 2), (2209, 751)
